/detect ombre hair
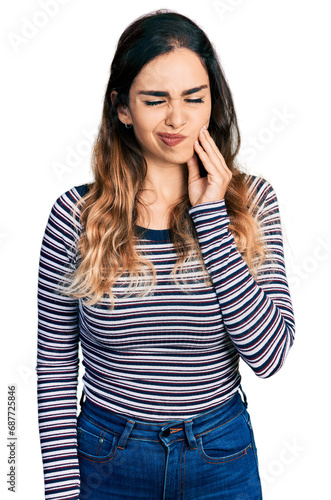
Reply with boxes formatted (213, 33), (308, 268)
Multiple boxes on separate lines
(61, 9), (265, 309)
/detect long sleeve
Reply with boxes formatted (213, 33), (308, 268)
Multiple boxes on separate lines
(188, 178), (295, 378)
(36, 191), (81, 499)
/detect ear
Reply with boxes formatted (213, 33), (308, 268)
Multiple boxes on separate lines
(110, 90), (133, 127)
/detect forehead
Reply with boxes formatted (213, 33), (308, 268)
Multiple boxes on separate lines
(131, 48), (209, 94)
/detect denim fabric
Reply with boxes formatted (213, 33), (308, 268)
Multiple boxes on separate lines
(77, 390), (262, 499)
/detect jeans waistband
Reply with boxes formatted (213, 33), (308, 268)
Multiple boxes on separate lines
(79, 388), (248, 450)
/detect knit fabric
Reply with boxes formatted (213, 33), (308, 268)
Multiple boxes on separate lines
(36, 174), (295, 499)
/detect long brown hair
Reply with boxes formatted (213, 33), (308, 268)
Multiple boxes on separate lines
(62, 10), (265, 308)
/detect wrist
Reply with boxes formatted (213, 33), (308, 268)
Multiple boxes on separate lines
(189, 199), (230, 234)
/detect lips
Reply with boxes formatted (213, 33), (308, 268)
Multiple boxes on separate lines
(157, 133), (186, 147)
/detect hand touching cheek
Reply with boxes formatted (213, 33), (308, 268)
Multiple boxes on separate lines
(186, 126), (232, 207)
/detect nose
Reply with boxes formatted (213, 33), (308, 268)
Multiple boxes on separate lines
(164, 102), (187, 129)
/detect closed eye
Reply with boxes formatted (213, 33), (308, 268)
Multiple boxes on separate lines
(144, 98), (204, 106)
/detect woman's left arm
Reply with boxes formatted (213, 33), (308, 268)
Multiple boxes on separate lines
(187, 127), (295, 378)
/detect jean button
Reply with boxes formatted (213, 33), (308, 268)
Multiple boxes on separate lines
(163, 428), (170, 438)
(99, 437), (104, 443)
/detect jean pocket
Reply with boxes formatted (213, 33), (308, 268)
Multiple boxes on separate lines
(77, 414), (117, 462)
(198, 410), (253, 464)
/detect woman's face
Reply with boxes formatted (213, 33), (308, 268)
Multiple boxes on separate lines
(117, 48), (212, 170)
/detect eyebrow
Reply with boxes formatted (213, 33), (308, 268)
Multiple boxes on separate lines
(138, 84), (208, 97)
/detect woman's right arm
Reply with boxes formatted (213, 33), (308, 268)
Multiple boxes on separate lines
(36, 190), (81, 500)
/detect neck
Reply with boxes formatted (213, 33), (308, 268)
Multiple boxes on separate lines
(142, 162), (188, 204)
(136, 162), (188, 229)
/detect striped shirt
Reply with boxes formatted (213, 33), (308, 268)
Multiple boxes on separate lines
(36, 174), (295, 499)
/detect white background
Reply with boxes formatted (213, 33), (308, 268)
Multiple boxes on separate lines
(1, 0), (330, 498)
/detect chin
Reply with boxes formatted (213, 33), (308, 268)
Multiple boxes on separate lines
(169, 144), (195, 162)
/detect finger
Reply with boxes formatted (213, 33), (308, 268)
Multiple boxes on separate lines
(202, 128), (224, 161)
(187, 153), (201, 182)
(198, 128), (221, 163)
(199, 129), (231, 174)
(194, 139), (212, 164)
(198, 126), (223, 158)
(199, 128), (226, 164)
(194, 137), (226, 177)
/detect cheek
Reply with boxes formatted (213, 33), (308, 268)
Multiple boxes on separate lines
(192, 118), (210, 138)
(132, 124), (158, 151)
(201, 101), (212, 126)
(202, 108), (212, 125)
(133, 115), (158, 138)
(194, 106), (211, 131)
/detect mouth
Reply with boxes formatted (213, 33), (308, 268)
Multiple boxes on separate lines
(157, 133), (187, 147)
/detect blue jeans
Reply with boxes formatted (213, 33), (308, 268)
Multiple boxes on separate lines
(77, 389), (262, 499)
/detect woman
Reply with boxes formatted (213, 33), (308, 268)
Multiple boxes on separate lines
(36, 9), (295, 500)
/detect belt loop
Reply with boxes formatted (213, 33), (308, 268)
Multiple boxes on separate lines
(239, 384), (248, 408)
(117, 420), (135, 450)
(184, 420), (197, 450)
